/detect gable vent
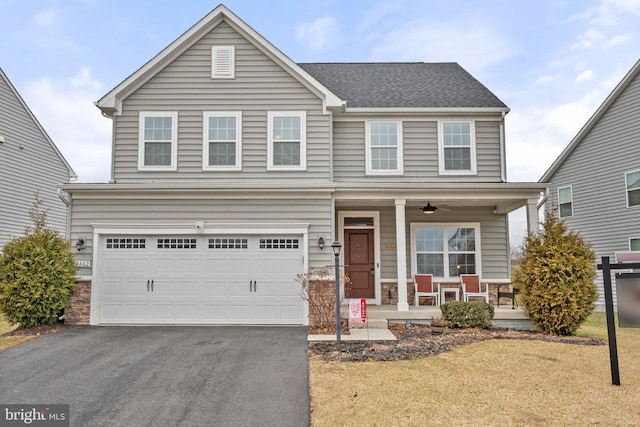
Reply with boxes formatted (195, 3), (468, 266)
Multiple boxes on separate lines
(212, 46), (235, 79)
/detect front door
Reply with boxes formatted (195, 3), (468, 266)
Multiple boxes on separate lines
(344, 229), (375, 299)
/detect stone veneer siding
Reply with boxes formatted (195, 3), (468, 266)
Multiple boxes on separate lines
(65, 279), (91, 325)
(382, 281), (516, 306)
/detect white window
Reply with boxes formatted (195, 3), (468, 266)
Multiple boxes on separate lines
(438, 121), (476, 175)
(558, 186), (573, 218)
(626, 170), (640, 207)
(138, 112), (178, 171)
(365, 121), (403, 175)
(267, 111), (306, 170)
(203, 112), (241, 171)
(410, 223), (481, 279)
(211, 46), (235, 79)
(630, 238), (640, 252)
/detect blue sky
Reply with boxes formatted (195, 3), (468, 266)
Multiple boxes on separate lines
(1, 0), (639, 246)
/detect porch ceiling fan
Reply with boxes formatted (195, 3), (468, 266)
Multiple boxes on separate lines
(421, 202), (451, 215)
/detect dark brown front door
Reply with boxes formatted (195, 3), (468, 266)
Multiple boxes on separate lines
(344, 229), (375, 299)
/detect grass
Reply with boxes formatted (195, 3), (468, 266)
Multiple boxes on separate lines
(310, 313), (640, 426)
(0, 313), (33, 351)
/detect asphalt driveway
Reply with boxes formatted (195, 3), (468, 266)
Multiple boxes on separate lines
(0, 326), (309, 426)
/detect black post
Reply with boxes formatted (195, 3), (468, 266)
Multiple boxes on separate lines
(331, 241), (342, 344)
(334, 251), (341, 344)
(601, 256), (620, 386)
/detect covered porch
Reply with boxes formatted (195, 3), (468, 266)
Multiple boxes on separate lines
(333, 182), (545, 312)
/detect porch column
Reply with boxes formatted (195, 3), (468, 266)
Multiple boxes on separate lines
(395, 199), (409, 311)
(525, 198), (539, 236)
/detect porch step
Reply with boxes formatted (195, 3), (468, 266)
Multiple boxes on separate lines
(349, 318), (388, 329)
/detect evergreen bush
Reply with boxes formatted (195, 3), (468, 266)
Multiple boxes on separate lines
(514, 214), (597, 335)
(0, 198), (77, 328)
(440, 301), (494, 328)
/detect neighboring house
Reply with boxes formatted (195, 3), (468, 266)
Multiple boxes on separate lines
(62, 5), (544, 326)
(540, 58), (640, 310)
(0, 67), (76, 249)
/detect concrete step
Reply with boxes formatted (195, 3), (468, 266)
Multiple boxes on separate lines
(349, 318), (388, 329)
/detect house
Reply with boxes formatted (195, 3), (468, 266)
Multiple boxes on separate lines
(540, 58), (640, 310)
(0, 67), (76, 249)
(62, 5), (544, 326)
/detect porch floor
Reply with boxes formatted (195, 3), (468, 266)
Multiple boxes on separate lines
(363, 304), (528, 321)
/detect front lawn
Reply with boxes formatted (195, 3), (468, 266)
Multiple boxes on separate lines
(310, 313), (640, 426)
(0, 313), (34, 351)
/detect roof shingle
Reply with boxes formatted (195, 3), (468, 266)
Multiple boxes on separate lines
(298, 62), (507, 109)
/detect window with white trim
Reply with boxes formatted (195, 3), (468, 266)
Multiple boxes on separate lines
(138, 112), (178, 170)
(411, 223), (480, 278)
(365, 121), (403, 175)
(267, 111), (306, 170)
(438, 121), (476, 174)
(626, 170), (640, 207)
(630, 238), (640, 252)
(558, 186), (573, 217)
(203, 112), (241, 170)
(211, 46), (235, 79)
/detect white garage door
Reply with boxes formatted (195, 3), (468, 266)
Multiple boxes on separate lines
(98, 235), (304, 324)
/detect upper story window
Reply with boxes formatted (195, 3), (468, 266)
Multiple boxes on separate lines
(211, 46), (235, 79)
(630, 238), (640, 251)
(267, 111), (306, 170)
(203, 112), (242, 171)
(626, 170), (640, 207)
(411, 223), (480, 279)
(438, 121), (476, 175)
(558, 186), (573, 218)
(365, 121), (403, 175)
(138, 112), (178, 171)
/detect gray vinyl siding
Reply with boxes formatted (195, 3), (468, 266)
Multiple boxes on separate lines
(113, 21), (330, 183)
(546, 70), (640, 309)
(0, 73), (70, 248)
(337, 206), (509, 280)
(70, 196), (333, 275)
(333, 120), (502, 182)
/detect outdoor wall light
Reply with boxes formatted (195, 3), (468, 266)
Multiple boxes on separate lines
(318, 237), (325, 250)
(331, 240), (342, 257)
(75, 238), (86, 251)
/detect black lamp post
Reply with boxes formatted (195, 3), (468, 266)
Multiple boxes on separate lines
(331, 240), (342, 343)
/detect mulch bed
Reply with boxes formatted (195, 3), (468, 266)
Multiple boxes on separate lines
(308, 324), (605, 362)
(2, 323), (72, 337)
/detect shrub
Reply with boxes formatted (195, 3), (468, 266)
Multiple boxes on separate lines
(513, 214), (597, 336)
(296, 267), (352, 330)
(440, 301), (494, 329)
(0, 198), (77, 328)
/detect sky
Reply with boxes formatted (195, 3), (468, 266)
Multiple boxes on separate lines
(1, 0), (639, 247)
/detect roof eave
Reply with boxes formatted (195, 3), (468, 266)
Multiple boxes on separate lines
(341, 106), (510, 115)
(540, 58), (640, 183)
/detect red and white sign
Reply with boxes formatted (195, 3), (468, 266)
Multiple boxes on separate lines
(349, 298), (367, 323)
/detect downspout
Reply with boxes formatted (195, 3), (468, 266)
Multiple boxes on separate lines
(537, 189), (549, 211)
(57, 188), (71, 240)
(500, 111), (507, 182)
(109, 114), (116, 183)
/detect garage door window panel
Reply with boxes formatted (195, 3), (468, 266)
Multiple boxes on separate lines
(106, 238), (146, 249)
(209, 238), (248, 249)
(259, 238), (300, 249)
(157, 238), (197, 249)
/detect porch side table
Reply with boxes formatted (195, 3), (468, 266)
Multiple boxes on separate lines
(440, 286), (460, 304)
